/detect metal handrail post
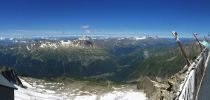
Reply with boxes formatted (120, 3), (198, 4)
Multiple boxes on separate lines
(193, 33), (203, 52)
(172, 31), (191, 66)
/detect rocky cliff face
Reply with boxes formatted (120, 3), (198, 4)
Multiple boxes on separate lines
(137, 66), (187, 100)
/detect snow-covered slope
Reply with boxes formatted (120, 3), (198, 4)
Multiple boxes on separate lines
(15, 78), (147, 100)
(15, 79), (65, 100)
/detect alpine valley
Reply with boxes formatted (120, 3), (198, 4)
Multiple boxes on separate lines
(0, 36), (200, 100)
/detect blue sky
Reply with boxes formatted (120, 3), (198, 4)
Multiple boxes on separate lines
(0, 0), (209, 37)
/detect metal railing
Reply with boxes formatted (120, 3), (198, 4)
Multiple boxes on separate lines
(176, 48), (209, 100)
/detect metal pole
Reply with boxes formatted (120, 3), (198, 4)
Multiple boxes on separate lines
(193, 33), (203, 52)
(207, 34), (210, 42)
(172, 31), (191, 66)
(204, 36), (209, 43)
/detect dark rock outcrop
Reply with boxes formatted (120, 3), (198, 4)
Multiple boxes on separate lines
(137, 76), (156, 98)
(137, 67), (186, 100)
(1, 68), (25, 88)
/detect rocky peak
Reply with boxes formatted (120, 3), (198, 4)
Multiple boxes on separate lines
(1, 68), (25, 88)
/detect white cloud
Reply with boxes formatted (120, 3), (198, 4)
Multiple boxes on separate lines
(13, 30), (32, 33)
(81, 25), (90, 29)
